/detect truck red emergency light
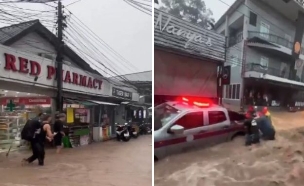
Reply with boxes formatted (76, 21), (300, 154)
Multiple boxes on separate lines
(181, 97), (211, 107)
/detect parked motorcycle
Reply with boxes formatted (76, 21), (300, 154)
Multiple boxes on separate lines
(127, 122), (139, 138)
(139, 122), (152, 135)
(115, 123), (130, 142)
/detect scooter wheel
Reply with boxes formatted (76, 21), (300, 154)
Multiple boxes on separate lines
(122, 136), (130, 142)
(133, 133), (139, 138)
(116, 134), (120, 141)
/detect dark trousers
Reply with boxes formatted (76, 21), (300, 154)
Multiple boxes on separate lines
(27, 141), (45, 165)
(245, 133), (260, 146)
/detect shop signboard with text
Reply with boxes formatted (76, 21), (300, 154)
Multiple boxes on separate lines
(154, 9), (226, 61)
(112, 87), (132, 100)
(0, 45), (138, 100)
(0, 97), (51, 105)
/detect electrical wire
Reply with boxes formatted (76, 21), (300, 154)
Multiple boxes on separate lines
(66, 22), (130, 76)
(66, 8), (141, 73)
(123, 0), (151, 16)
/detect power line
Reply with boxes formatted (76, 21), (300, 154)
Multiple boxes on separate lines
(123, 0), (151, 16)
(67, 20), (142, 76)
(66, 8), (141, 72)
(66, 21), (130, 76)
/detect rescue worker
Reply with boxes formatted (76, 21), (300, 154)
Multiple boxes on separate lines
(244, 106), (260, 146)
(258, 107), (276, 140)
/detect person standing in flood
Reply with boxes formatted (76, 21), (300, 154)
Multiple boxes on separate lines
(22, 114), (53, 166)
(53, 113), (66, 154)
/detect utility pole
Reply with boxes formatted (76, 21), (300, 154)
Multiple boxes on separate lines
(56, 0), (64, 112)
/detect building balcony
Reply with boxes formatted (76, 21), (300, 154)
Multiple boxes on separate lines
(247, 31), (304, 56)
(244, 63), (304, 86)
(248, 31), (293, 50)
(245, 63), (287, 78)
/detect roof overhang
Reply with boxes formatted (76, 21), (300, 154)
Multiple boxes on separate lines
(244, 71), (304, 87)
(215, 0), (245, 29)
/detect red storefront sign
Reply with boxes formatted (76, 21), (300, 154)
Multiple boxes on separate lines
(3, 53), (103, 90)
(0, 97), (51, 105)
(75, 108), (88, 116)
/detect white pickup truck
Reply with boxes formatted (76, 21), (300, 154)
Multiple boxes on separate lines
(154, 100), (246, 160)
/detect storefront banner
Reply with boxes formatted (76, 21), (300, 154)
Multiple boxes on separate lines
(0, 45), (139, 101)
(154, 9), (226, 62)
(112, 87), (132, 100)
(66, 107), (74, 123)
(0, 97), (51, 105)
(295, 101), (304, 107)
(75, 108), (88, 116)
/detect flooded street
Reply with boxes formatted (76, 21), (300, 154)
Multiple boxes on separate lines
(0, 136), (152, 186)
(155, 111), (304, 186)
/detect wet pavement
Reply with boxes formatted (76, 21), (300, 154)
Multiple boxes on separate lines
(0, 135), (152, 186)
(155, 111), (304, 186)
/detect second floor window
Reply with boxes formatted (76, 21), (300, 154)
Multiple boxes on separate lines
(260, 22), (270, 39)
(260, 57), (269, 70)
(249, 12), (257, 26)
(230, 54), (238, 67)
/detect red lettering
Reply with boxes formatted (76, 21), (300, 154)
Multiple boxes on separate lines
(18, 57), (29, 74)
(64, 71), (71, 83)
(87, 77), (93, 88)
(72, 72), (79, 85)
(4, 53), (17, 71)
(80, 75), (87, 87)
(29, 61), (41, 76)
(47, 65), (55, 79)
(98, 80), (102, 90)
(93, 79), (98, 88)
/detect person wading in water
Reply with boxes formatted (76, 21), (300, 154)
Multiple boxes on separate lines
(22, 114), (53, 166)
(53, 113), (66, 154)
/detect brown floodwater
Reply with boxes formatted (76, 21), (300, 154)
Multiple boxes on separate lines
(155, 111), (304, 186)
(0, 135), (152, 186)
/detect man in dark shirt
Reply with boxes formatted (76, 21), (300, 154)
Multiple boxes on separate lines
(53, 113), (66, 154)
(23, 114), (53, 166)
(244, 111), (260, 146)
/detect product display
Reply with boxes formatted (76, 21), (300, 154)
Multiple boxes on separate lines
(64, 125), (91, 148)
(0, 113), (26, 152)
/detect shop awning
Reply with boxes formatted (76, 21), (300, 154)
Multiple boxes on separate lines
(64, 98), (97, 106)
(88, 100), (119, 106)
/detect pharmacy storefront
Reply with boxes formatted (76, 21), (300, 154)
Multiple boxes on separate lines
(0, 44), (139, 151)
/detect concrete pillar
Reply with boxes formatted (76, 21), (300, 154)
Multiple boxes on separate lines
(51, 97), (57, 124)
(225, 15), (229, 47)
(243, 0), (250, 40)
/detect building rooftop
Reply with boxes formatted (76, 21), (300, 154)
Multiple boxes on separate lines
(0, 19), (100, 75)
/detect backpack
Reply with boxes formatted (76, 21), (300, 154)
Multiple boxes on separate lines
(21, 119), (42, 141)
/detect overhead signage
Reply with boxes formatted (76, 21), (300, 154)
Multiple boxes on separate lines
(1, 97), (51, 105)
(222, 66), (231, 85)
(3, 53), (103, 90)
(0, 44), (139, 101)
(295, 101), (304, 107)
(154, 9), (226, 61)
(112, 87), (132, 100)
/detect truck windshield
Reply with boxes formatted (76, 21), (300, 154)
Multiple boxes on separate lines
(154, 103), (179, 131)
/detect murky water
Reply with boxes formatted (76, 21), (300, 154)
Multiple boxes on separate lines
(0, 136), (152, 186)
(155, 112), (304, 186)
